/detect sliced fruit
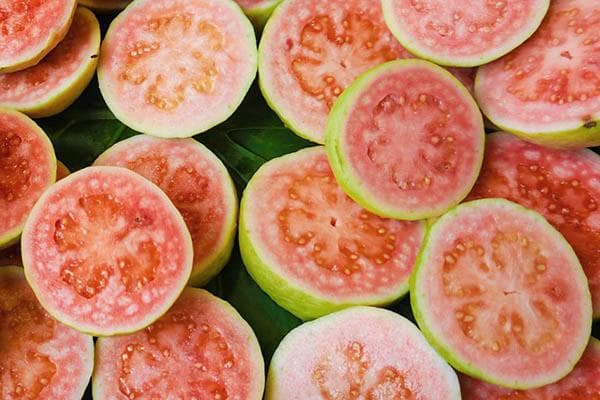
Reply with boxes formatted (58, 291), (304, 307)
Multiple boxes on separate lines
(0, 109), (56, 249)
(258, 0), (412, 143)
(266, 306), (461, 399)
(475, 0), (600, 148)
(411, 198), (592, 389)
(236, 0), (282, 28)
(95, 135), (238, 287)
(93, 287), (265, 399)
(21, 166), (193, 336)
(460, 337), (600, 399)
(98, 0), (257, 138)
(78, 0), (131, 11)
(239, 146), (425, 320)
(0, 266), (94, 400)
(326, 59), (484, 220)
(0, 0), (77, 73)
(381, 0), (549, 67)
(0, 7), (100, 118)
(468, 132), (600, 319)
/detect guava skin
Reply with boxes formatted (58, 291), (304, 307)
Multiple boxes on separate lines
(238, 0), (282, 28)
(78, 0), (131, 11)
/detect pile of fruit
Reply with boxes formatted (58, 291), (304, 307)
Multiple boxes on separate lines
(0, 0), (598, 398)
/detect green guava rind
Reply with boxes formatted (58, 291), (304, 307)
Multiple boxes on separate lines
(410, 198), (593, 390)
(242, 0), (282, 28)
(380, 0), (550, 67)
(325, 59), (485, 220)
(239, 147), (413, 321)
(0, 8), (101, 118)
(21, 166), (193, 337)
(0, 109), (57, 250)
(78, 0), (131, 11)
(92, 287), (265, 400)
(97, 0), (257, 139)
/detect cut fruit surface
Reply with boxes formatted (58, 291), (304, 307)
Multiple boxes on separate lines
(236, 0), (282, 27)
(240, 147), (425, 320)
(460, 337), (600, 399)
(0, 7), (101, 118)
(326, 59), (484, 220)
(93, 288), (265, 400)
(381, 0), (549, 67)
(98, 0), (257, 138)
(78, 0), (131, 11)
(411, 198), (592, 389)
(0, 266), (94, 400)
(468, 132), (600, 319)
(0, 109), (56, 249)
(258, 0), (412, 143)
(0, 0), (77, 73)
(21, 166), (193, 336)
(95, 135), (238, 287)
(266, 306), (461, 399)
(475, 0), (600, 148)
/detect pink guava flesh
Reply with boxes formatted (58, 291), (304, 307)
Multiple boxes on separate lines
(336, 60), (484, 218)
(244, 147), (424, 302)
(0, 266), (93, 400)
(268, 307), (460, 399)
(259, 0), (412, 143)
(475, 0), (600, 142)
(0, 110), (55, 247)
(21, 166), (193, 336)
(98, 0), (256, 137)
(0, 8), (98, 110)
(95, 135), (236, 285)
(468, 132), (600, 318)
(0, 0), (76, 71)
(460, 338), (600, 399)
(93, 288), (265, 399)
(413, 199), (592, 388)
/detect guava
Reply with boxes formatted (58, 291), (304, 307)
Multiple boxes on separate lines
(236, 0), (282, 28)
(468, 132), (600, 319)
(460, 337), (600, 399)
(475, 0), (600, 148)
(381, 0), (549, 67)
(98, 0), (257, 138)
(56, 160), (71, 180)
(239, 146), (425, 320)
(0, 108), (56, 250)
(266, 306), (461, 399)
(0, 266), (94, 399)
(326, 59), (485, 220)
(78, 0), (131, 11)
(21, 166), (193, 336)
(0, 0), (77, 73)
(258, 0), (413, 144)
(93, 287), (265, 399)
(0, 8), (100, 118)
(411, 198), (592, 389)
(95, 135), (238, 287)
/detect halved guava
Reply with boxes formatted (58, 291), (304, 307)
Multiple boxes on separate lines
(0, 266), (94, 399)
(236, 0), (282, 27)
(0, 109), (56, 249)
(239, 146), (425, 320)
(95, 135), (238, 287)
(460, 337), (600, 399)
(21, 166), (193, 336)
(0, 8), (100, 118)
(258, 0), (413, 144)
(93, 287), (265, 399)
(78, 0), (131, 11)
(0, 0), (77, 73)
(411, 198), (592, 389)
(326, 59), (485, 220)
(475, 0), (600, 148)
(468, 132), (600, 319)
(267, 306), (460, 399)
(381, 0), (549, 67)
(98, 0), (257, 138)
